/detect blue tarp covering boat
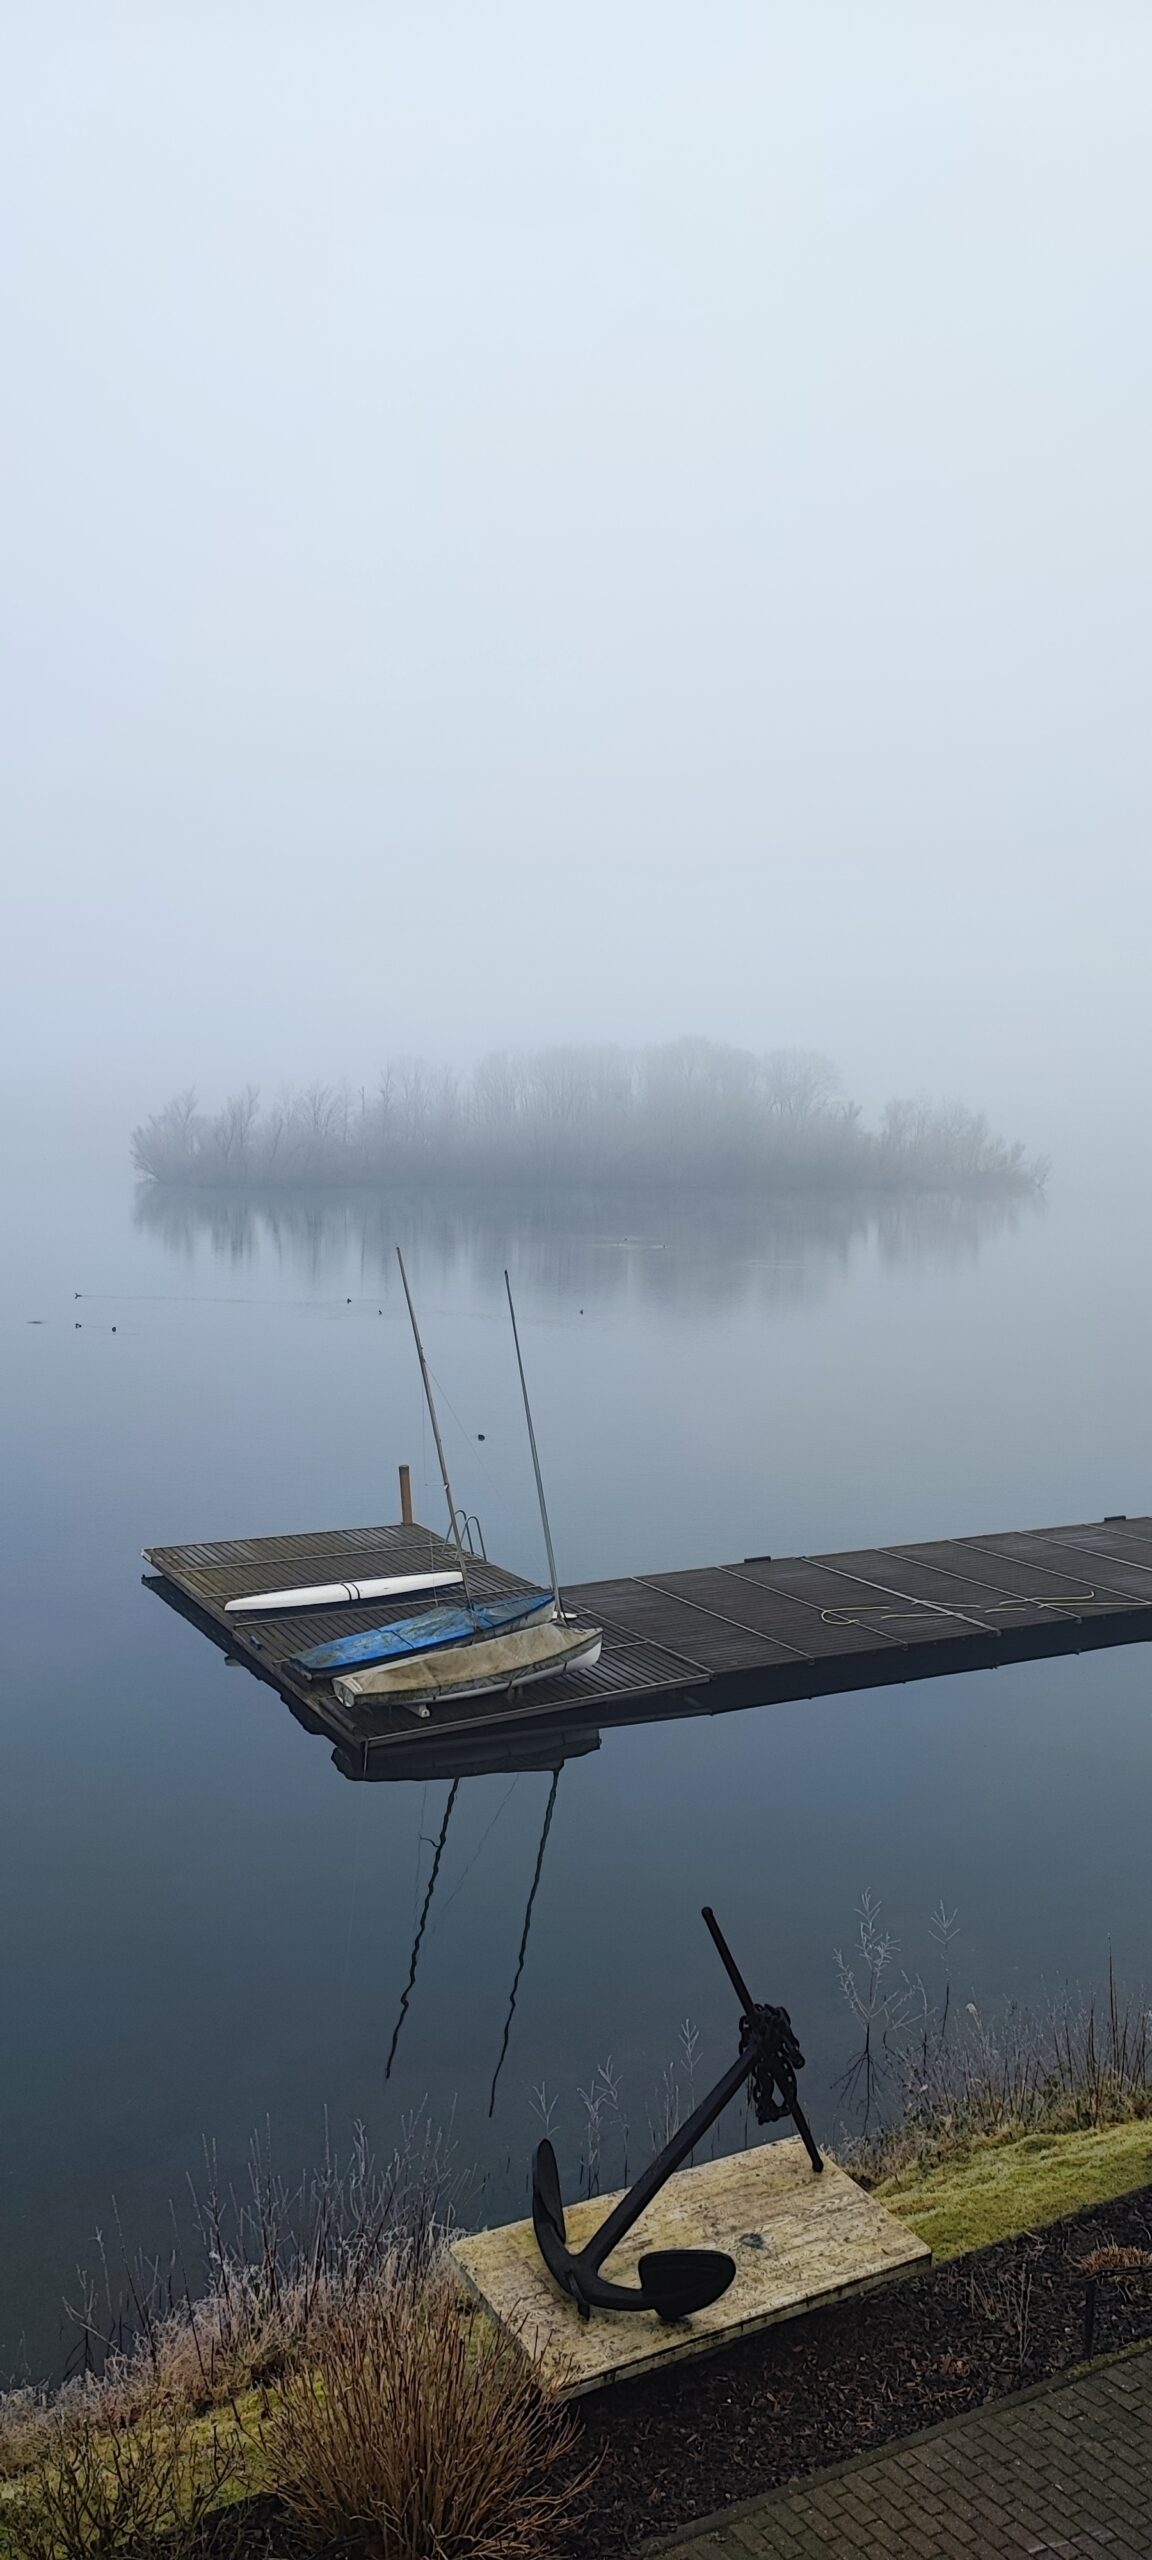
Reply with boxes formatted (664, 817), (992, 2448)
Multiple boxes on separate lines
(292, 1588), (554, 1680)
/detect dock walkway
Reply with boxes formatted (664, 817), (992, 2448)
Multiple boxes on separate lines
(144, 1512), (1152, 1770)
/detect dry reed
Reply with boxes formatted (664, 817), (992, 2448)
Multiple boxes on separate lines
(258, 2238), (592, 2558)
(839, 1947), (1152, 2184)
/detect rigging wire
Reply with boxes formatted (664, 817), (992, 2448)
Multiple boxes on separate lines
(435, 1778), (521, 1927)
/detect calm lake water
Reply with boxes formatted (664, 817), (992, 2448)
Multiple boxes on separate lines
(2, 1169), (1151, 2374)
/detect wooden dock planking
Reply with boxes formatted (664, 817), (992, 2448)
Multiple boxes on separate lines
(144, 1513), (1152, 1770)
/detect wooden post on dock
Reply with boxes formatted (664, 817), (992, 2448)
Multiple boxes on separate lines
(398, 1463), (413, 1525)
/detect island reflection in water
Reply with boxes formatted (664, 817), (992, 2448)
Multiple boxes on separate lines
(133, 1179), (1038, 1314)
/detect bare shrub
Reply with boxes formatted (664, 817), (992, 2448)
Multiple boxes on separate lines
(13, 2402), (239, 2559)
(967, 2245), (1038, 2378)
(259, 2240), (591, 2558)
(1077, 2243), (1152, 2277)
(833, 1891), (904, 2123)
(0, 2384), (59, 2477)
(839, 1929), (1152, 2185)
(4, 2132), (582, 2560)
(63, 2117), (465, 2424)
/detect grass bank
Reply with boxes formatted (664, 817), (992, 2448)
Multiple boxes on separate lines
(6, 2122), (1152, 2556)
(879, 2119), (1152, 2259)
(4, 1961), (1149, 2555)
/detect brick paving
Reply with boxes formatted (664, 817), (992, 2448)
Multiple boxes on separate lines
(654, 2348), (1152, 2558)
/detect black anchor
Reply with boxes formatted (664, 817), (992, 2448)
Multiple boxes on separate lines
(531, 1906), (822, 2322)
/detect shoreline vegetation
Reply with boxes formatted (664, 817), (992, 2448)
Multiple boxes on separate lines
(130, 1041), (1048, 1197)
(3, 1963), (1148, 2559)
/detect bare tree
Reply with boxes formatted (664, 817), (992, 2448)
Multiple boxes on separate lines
(761, 1048), (841, 1118)
(130, 1047), (1045, 1197)
(211, 1085), (260, 1169)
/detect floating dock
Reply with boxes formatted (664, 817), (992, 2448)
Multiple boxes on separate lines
(144, 1510), (1152, 1775)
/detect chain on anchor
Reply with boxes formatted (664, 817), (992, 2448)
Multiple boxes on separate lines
(740, 2002), (807, 2126)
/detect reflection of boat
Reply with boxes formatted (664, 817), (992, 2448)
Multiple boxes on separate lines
(291, 1587), (554, 1680)
(225, 1569), (460, 1615)
(334, 1617), (603, 1717)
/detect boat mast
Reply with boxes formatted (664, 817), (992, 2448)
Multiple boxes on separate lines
(396, 1246), (475, 1617)
(504, 1269), (562, 1617)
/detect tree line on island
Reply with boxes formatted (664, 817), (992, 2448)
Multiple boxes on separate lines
(131, 1039), (1048, 1196)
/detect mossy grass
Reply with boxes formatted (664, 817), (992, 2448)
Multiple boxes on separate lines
(878, 2119), (1152, 2260)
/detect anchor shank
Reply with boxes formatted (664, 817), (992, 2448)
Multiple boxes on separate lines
(580, 2044), (757, 2276)
(701, 1904), (758, 2015)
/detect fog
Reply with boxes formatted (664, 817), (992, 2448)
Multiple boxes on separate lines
(3, 4), (1151, 1175)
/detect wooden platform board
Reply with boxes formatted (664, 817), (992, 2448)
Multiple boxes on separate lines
(143, 1512), (1152, 1774)
(450, 2138), (930, 2396)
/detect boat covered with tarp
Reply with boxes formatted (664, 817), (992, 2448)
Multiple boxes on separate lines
(292, 1588), (554, 1679)
(333, 1617), (603, 1717)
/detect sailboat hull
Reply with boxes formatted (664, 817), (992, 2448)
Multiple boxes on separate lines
(292, 1590), (554, 1679)
(334, 1621), (603, 1718)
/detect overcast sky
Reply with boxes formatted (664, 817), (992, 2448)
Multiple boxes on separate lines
(2, 3), (1150, 1160)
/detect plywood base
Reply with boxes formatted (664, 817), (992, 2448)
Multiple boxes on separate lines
(450, 2136), (931, 2396)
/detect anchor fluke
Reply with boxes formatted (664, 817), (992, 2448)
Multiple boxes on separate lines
(636, 2249), (737, 2322)
(531, 2140), (735, 2319)
(531, 2138), (568, 2253)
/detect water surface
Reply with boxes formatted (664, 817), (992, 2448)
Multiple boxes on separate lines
(2, 1172), (1150, 2373)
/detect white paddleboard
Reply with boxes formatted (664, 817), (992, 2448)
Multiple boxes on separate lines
(225, 1570), (463, 1615)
